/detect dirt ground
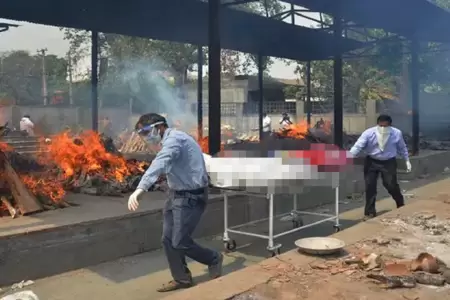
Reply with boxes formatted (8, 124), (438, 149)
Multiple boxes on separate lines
(233, 193), (450, 300)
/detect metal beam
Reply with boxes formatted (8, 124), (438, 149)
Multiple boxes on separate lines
(91, 31), (99, 132)
(0, 22), (18, 33)
(257, 54), (264, 141)
(333, 15), (343, 148)
(197, 46), (203, 140)
(410, 37), (420, 155)
(222, 0), (258, 7)
(208, 0), (221, 155)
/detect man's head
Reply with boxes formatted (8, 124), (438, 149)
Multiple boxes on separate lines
(135, 113), (168, 142)
(23, 115), (31, 120)
(376, 114), (392, 127)
(263, 113), (267, 118)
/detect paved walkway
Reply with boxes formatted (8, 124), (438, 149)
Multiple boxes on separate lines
(0, 174), (447, 300)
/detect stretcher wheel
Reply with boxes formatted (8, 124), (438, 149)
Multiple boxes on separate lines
(333, 225), (341, 233)
(292, 218), (304, 229)
(270, 248), (281, 257)
(224, 240), (237, 252)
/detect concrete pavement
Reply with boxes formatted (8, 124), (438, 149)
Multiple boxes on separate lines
(0, 173), (447, 300)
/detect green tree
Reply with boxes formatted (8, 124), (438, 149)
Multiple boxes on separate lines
(0, 50), (68, 104)
(293, 15), (402, 110)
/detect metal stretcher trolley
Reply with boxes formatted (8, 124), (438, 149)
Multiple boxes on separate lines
(208, 157), (342, 257)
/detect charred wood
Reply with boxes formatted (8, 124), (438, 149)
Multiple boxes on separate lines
(0, 151), (42, 215)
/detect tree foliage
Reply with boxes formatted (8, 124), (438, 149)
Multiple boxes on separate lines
(0, 50), (68, 104)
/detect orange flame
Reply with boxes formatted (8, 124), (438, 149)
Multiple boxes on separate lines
(197, 136), (224, 154)
(39, 130), (130, 182)
(278, 119), (332, 139)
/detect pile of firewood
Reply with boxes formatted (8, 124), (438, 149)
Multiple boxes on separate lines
(0, 135), (166, 218)
(0, 151), (43, 218)
(118, 132), (159, 153)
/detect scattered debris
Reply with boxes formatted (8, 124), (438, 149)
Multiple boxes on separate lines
(372, 238), (391, 246)
(11, 280), (34, 290)
(384, 262), (411, 276)
(412, 272), (446, 286)
(0, 291), (39, 300)
(411, 253), (439, 274)
(367, 273), (416, 289)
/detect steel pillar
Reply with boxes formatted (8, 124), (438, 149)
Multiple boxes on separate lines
(208, 0), (221, 155)
(91, 31), (99, 132)
(410, 37), (420, 155)
(257, 54), (264, 140)
(197, 46), (203, 140)
(333, 15), (343, 148)
(306, 61), (312, 125)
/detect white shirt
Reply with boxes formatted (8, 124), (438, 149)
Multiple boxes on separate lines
(262, 116), (271, 132)
(20, 117), (35, 136)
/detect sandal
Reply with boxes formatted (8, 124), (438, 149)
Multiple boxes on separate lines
(156, 280), (193, 292)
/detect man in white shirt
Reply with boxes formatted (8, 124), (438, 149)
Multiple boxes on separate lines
(19, 115), (35, 136)
(262, 113), (271, 139)
(350, 114), (411, 221)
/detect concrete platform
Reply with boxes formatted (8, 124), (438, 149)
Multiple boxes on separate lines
(0, 150), (448, 286)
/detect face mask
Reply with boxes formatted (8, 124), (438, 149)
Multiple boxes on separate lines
(145, 128), (161, 144)
(377, 125), (391, 135)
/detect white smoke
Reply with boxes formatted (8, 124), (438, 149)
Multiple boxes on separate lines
(116, 59), (197, 130)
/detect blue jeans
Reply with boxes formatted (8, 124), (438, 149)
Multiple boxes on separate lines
(162, 189), (219, 283)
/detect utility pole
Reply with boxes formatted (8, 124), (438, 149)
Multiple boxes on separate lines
(37, 48), (48, 105)
(67, 51), (74, 105)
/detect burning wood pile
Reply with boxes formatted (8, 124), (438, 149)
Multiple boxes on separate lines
(117, 130), (159, 154)
(0, 131), (159, 218)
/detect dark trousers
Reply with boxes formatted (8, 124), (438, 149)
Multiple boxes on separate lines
(162, 189), (219, 283)
(261, 131), (271, 140)
(364, 157), (404, 216)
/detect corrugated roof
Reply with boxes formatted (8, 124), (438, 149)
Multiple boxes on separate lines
(0, 0), (363, 61)
(284, 0), (450, 42)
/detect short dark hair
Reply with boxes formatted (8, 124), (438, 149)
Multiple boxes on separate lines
(135, 113), (167, 131)
(24, 115), (30, 119)
(377, 114), (392, 125)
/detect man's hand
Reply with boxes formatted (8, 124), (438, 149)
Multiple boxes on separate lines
(406, 160), (412, 173)
(128, 189), (144, 211)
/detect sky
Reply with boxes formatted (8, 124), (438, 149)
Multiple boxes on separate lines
(0, 4), (318, 80)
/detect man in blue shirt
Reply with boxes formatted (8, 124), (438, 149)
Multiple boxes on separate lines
(127, 113), (223, 292)
(350, 115), (411, 221)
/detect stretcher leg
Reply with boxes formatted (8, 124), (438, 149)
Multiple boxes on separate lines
(223, 193), (236, 251)
(267, 194), (281, 256)
(291, 194), (303, 228)
(333, 186), (341, 232)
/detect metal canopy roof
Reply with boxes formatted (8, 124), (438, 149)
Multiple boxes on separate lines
(0, 0), (363, 61)
(284, 0), (450, 42)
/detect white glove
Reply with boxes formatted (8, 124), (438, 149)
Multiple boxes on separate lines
(128, 188), (144, 211)
(203, 153), (212, 172)
(348, 149), (357, 158)
(406, 160), (412, 173)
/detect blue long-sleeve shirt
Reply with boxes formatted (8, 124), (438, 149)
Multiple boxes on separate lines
(350, 126), (409, 161)
(137, 128), (209, 191)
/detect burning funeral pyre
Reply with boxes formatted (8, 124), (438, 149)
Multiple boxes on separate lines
(0, 118), (353, 219)
(0, 130), (156, 218)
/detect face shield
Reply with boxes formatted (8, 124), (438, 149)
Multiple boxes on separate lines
(137, 121), (165, 144)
